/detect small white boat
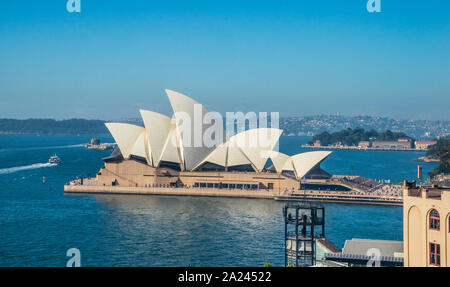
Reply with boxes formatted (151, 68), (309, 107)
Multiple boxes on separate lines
(49, 154), (61, 164)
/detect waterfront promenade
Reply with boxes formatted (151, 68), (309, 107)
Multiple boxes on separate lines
(64, 179), (403, 206)
(64, 184), (275, 199)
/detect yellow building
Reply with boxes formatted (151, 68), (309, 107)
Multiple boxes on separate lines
(415, 140), (437, 151)
(403, 181), (450, 267)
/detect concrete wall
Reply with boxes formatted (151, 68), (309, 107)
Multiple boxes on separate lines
(96, 159), (302, 192)
(64, 185), (276, 199)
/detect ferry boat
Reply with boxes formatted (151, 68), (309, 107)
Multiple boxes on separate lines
(48, 154), (61, 164)
(85, 137), (116, 150)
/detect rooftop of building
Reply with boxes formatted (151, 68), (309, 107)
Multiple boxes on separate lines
(403, 181), (450, 200)
(415, 140), (437, 144)
(321, 238), (404, 267)
(342, 238), (403, 258)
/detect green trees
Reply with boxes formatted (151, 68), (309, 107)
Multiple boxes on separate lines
(312, 128), (412, 147)
(427, 138), (450, 178)
(0, 119), (108, 135)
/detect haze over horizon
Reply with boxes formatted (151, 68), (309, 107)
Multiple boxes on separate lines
(1, 1), (449, 121)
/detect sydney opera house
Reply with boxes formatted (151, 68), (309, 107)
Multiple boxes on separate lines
(95, 89), (332, 192)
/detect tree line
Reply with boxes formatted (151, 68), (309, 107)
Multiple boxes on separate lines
(309, 128), (412, 147)
(0, 119), (108, 135)
(427, 138), (450, 178)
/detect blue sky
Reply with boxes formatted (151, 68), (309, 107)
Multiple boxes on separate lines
(0, 0), (449, 120)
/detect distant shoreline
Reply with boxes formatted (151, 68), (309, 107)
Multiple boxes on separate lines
(411, 156), (440, 162)
(301, 144), (425, 152)
(0, 118), (108, 135)
(1, 116), (448, 139)
(0, 131), (110, 136)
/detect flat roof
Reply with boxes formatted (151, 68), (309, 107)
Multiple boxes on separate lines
(342, 238), (403, 257)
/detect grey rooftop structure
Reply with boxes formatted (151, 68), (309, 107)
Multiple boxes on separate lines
(323, 238), (404, 267)
(342, 238), (403, 257)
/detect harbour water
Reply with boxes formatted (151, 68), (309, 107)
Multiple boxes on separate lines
(0, 135), (437, 266)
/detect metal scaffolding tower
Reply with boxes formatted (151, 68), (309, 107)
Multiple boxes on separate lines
(283, 202), (325, 267)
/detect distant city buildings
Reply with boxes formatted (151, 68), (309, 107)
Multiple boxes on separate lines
(280, 115), (449, 139)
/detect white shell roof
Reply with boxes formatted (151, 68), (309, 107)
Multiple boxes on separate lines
(226, 145), (252, 167)
(230, 128), (283, 171)
(193, 128), (281, 171)
(159, 120), (183, 166)
(166, 89), (225, 171)
(140, 110), (175, 166)
(269, 151), (291, 173)
(282, 158), (295, 172)
(192, 139), (253, 169)
(105, 90), (332, 177)
(194, 141), (228, 168)
(130, 130), (150, 164)
(291, 151), (332, 179)
(105, 123), (147, 160)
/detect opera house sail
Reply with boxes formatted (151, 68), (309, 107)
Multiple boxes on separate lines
(94, 89), (332, 192)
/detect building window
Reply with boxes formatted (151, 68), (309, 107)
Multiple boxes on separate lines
(429, 243), (440, 266)
(429, 209), (440, 230)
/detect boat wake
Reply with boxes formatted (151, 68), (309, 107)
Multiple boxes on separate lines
(0, 162), (57, 175)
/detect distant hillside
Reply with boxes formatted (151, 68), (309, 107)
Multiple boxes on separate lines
(0, 119), (108, 135)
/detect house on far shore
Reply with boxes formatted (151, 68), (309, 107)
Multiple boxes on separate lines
(398, 137), (412, 143)
(358, 141), (370, 149)
(415, 140), (437, 150)
(372, 139), (412, 150)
